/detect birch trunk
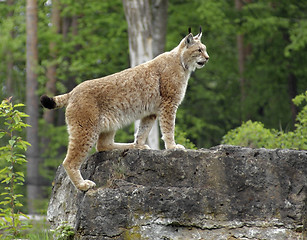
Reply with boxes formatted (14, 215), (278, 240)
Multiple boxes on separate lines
(122, 0), (168, 150)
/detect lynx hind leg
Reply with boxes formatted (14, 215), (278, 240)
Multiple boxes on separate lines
(96, 131), (136, 151)
(63, 128), (98, 191)
(96, 131), (117, 151)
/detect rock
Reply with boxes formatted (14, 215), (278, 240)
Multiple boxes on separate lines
(47, 145), (307, 240)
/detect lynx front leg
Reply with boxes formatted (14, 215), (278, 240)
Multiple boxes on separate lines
(134, 114), (157, 149)
(159, 104), (185, 150)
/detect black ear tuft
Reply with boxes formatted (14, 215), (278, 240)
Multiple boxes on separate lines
(40, 95), (56, 109)
(199, 26), (202, 34)
(188, 27), (191, 34)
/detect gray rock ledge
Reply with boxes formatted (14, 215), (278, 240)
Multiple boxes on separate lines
(47, 145), (307, 240)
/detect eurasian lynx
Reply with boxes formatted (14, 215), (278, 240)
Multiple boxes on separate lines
(41, 28), (209, 191)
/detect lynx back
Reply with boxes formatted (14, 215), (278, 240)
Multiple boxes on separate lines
(40, 28), (209, 191)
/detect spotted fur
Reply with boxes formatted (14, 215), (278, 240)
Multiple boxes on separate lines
(41, 30), (209, 191)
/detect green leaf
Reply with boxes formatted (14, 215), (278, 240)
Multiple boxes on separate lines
(13, 103), (25, 108)
(16, 172), (24, 177)
(0, 200), (11, 205)
(8, 140), (15, 146)
(0, 132), (6, 139)
(4, 216), (12, 224)
(1, 178), (10, 184)
(13, 115), (21, 124)
(0, 167), (8, 174)
(15, 202), (23, 207)
(19, 212), (29, 220)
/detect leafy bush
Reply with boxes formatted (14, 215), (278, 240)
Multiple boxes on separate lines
(222, 91), (307, 150)
(175, 127), (197, 150)
(51, 223), (75, 240)
(0, 98), (31, 238)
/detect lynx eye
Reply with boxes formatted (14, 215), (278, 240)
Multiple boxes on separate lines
(198, 48), (202, 53)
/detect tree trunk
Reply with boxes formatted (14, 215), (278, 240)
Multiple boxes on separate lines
(41, 0), (61, 178)
(149, 0), (168, 149)
(44, 0), (60, 124)
(122, 0), (153, 66)
(151, 0), (168, 58)
(122, 0), (168, 150)
(235, 0), (250, 121)
(26, 0), (41, 214)
(6, 0), (14, 97)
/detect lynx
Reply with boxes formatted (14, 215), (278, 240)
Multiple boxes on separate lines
(41, 28), (209, 191)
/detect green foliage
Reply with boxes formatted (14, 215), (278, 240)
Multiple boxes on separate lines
(291, 91), (307, 149)
(170, 0), (307, 148)
(115, 125), (135, 145)
(27, 231), (52, 240)
(168, 0), (240, 148)
(237, 0), (307, 128)
(51, 223), (75, 240)
(175, 126), (196, 150)
(0, 0), (26, 101)
(0, 0), (307, 215)
(0, 98), (31, 239)
(41, 0), (128, 90)
(18, 218), (52, 240)
(222, 120), (277, 148)
(39, 121), (68, 181)
(222, 92), (307, 150)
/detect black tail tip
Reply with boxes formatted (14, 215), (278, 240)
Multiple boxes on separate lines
(40, 95), (56, 109)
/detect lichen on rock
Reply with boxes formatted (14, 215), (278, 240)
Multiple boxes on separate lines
(47, 145), (307, 240)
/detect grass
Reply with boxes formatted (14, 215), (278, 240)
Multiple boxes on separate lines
(0, 217), (53, 240)
(23, 217), (53, 240)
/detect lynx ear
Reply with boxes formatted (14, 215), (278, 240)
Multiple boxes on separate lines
(185, 33), (194, 46)
(194, 26), (202, 40)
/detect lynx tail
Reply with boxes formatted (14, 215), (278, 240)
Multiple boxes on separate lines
(40, 93), (69, 109)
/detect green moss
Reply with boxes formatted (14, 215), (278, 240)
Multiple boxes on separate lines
(123, 226), (145, 240)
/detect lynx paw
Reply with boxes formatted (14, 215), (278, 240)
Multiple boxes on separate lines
(167, 144), (185, 150)
(135, 144), (151, 150)
(77, 180), (96, 191)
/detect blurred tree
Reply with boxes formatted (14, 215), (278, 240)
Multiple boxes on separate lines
(0, 0), (306, 213)
(167, 0), (240, 148)
(0, 0), (26, 101)
(167, 0), (307, 148)
(38, 0), (131, 193)
(239, 0), (307, 129)
(235, 0), (251, 121)
(5, 0), (14, 97)
(122, 0), (168, 149)
(26, 0), (42, 214)
(222, 91), (307, 150)
(44, 0), (60, 125)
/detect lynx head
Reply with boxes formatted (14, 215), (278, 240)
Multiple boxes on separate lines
(179, 27), (209, 72)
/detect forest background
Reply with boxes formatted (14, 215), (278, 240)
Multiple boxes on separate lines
(0, 0), (306, 214)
